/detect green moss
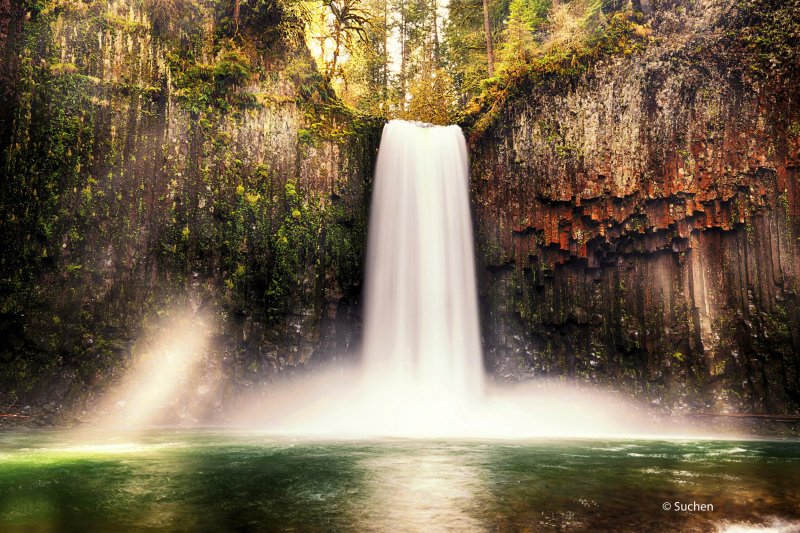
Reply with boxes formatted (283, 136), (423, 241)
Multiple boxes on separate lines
(213, 49), (252, 87)
(170, 45), (253, 115)
(324, 200), (367, 295)
(49, 62), (78, 76)
(789, 119), (800, 138)
(265, 181), (324, 321)
(733, 0), (800, 79)
(101, 13), (148, 33)
(297, 128), (315, 146)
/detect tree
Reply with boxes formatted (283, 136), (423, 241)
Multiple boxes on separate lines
(325, 0), (370, 81)
(405, 65), (453, 124)
(482, 0), (495, 75)
(443, 0), (510, 103)
(431, 0), (441, 64)
(396, 0), (408, 109)
(403, 0), (452, 122)
(337, 0), (392, 113)
(392, 0), (440, 112)
(498, 0), (544, 69)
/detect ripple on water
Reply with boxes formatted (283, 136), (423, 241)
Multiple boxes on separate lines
(715, 517), (800, 532)
(0, 432), (799, 532)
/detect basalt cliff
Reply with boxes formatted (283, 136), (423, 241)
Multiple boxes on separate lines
(470, 0), (800, 416)
(0, 0), (379, 423)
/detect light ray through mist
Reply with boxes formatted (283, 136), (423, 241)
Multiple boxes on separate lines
(93, 311), (212, 430)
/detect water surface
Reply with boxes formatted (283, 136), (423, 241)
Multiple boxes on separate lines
(1, 430), (799, 532)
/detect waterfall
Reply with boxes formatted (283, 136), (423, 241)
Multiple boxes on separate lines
(361, 120), (484, 402)
(235, 120), (651, 439)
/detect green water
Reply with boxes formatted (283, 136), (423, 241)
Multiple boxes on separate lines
(0, 430), (799, 532)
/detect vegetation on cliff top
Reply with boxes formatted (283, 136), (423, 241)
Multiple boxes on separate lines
(462, 1), (651, 139)
(295, 0), (654, 126)
(133, 0), (644, 127)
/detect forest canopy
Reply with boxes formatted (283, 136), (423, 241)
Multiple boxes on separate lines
(136, 0), (649, 124)
(295, 0), (648, 123)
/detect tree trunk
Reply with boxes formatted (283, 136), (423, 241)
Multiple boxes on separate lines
(330, 29), (342, 81)
(383, 0), (389, 107)
(432, 0), (440, 66)
(400, 0), (407, 109)
(233, 0), (240, 30)
(482, 0), (494, 76)
(0, 0), (24, 167)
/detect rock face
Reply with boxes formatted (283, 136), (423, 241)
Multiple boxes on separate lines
(470, 0), (800, 414)
(0, 0), (379, 422)
(3, 0), (799, 424)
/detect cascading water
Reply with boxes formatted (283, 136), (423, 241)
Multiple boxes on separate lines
(361, 120), (483, 404)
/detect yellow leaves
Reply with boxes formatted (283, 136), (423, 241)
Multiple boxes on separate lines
(631, 23), (652, 39)
(255, 93), (296, 106)
(236, 184), (245, 196)
(404, 66), (456, 125)
(49, 62), (78, 76)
